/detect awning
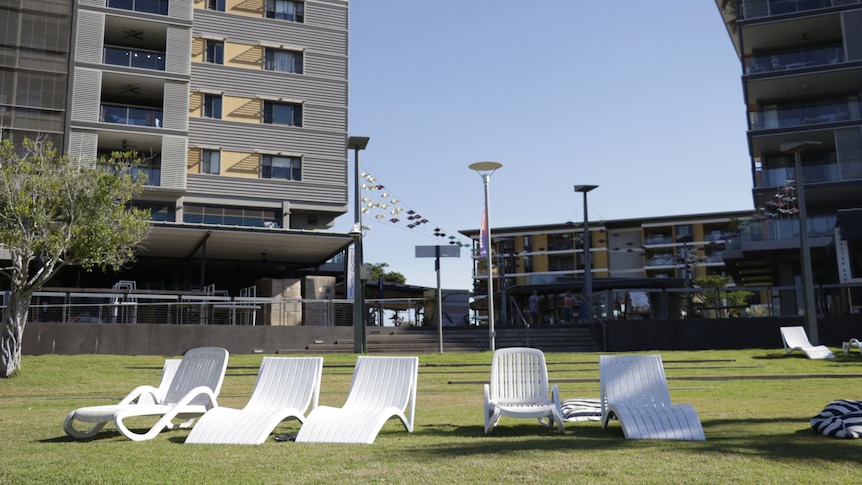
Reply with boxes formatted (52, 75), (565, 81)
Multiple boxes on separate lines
(138, 223), (354, 266)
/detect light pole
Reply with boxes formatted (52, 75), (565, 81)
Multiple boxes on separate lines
(575, 185), (598, 325)
(348, 136), (370, 353)
(781, 141), (821, 344)
(469, 161), (502, 351)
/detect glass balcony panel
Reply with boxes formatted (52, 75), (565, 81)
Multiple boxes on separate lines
(748, 45), (844, 74)
(104, 47), (166, 71)
(740, 0), (851, 19)
(753, 100), (858, 130)
(100, 105), (162, 127)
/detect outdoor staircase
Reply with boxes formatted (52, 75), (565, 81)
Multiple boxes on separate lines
(297, 325), (602, 354)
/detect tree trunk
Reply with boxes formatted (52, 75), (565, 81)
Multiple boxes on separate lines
(1, 293), (32, 378)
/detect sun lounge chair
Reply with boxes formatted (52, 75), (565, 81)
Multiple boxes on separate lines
(780, 326), (834, 359)
(295, 356), (418, 444)
(63, 347), (229, 441)
(185, 356), (324, 444)
(484, 347), (564, 434)
(599, 354), (705, 440)
(136, 359), (181, 406)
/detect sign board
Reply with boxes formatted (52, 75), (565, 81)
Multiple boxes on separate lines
(415, 245), (461, 258)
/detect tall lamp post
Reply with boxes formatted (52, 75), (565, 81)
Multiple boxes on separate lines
(575, 185), (598, 325)
(469, 161), (502, 351)
(348, 136), (370, 353)
(781, 141), (821, 344)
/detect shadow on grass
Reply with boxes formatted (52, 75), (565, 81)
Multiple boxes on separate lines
(408, 415), (862, 462)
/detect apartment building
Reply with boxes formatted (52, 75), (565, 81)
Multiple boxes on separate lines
(461, 211), (754, 323)
(1, 0), (353, 293)
(716, 0), (862, 315)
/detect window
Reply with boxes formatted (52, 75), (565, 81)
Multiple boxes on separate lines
(262, 100), (302, 126)
(201, 149), (220, 174)
(265, 0), (304, 22)
(264, 49), (303, 74)
(203, 94), (222, 119)
(183, 204), (280, 227)
(205, 40), (223, 64)
(261, 155), (301, 181)
(207, 0), (225, 11)
(107, 0), (169, 15)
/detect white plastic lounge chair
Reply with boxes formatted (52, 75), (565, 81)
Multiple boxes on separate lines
(295, 356), (419, 444)
(484, 347), (564, 434)
(64, 347), (229, 441)
(599, 354), (705, 441)
(185, 356), (324, 445)
(780, 326), (834, 359)
(136, 359), (181, 406)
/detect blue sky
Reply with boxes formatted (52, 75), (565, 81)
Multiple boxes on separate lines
(337, 1), (751, 291)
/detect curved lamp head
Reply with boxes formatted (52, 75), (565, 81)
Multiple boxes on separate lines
(468, 161), (503, 174)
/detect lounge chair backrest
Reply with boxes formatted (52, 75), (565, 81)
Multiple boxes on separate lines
(343, 356), (418, 412)
(163, 347), (229, 406)
(489, 347), (551, 405)
(245, 356), (323, 411)
(599, 355), (671, 412)
(137, 359), (182, 405)
(781, 326), (813, 349)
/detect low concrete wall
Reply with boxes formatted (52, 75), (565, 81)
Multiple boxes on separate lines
(22, 322), (354, 356)
(604, 315), (862, 352)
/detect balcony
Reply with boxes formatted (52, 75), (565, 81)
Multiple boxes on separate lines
(746, 44), (843, 74)
(104, 47), (166, 71)
(727, 214), (836, 247)
(100, 104), (162, 128)
(740, 0), (859, 19)
(107, 0), (169, 16)
(750, 99), (858, 130)
(756, 162), (840, 188)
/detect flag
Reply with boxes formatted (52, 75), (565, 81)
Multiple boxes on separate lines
(479, 210), (488, 257)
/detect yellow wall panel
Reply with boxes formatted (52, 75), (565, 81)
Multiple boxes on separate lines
(189, 92), (203, 117)
(224, 96), (261, 123)
(225, 43), (262, 69)
(229, 0), (264, 18)
(187, 148), (201, 172)
(222, 151), (260, 179)
(191, 38), (205, 63)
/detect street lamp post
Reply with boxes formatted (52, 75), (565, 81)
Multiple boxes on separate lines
(781, 141), (821, 344)
(348, 136), (370, 353)
(575, 185), (598, 325)
(469, 161), (502, 351)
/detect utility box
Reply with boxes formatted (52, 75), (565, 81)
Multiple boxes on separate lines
(304, 275), (335, 326)
(256, 278), (302, 326)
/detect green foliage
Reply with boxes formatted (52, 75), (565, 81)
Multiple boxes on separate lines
(691, 275), (753, 318)
(367, 262), (407, 284)
(0, 137), (151, 376)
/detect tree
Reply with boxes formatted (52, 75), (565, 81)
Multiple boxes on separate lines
(367, 262), (406, 284)
(0, 138), (151, 377)
(691, 275), (753, 318)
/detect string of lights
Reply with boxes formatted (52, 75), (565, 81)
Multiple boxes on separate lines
(358, 169), (471, 248)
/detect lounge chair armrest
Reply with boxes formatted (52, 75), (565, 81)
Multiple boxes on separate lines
(118, 385), (160, 405)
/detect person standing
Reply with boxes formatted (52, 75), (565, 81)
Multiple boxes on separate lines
(528, 290), (540, 327)
(562, 291), (573, 324)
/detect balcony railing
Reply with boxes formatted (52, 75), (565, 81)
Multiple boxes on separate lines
(106, 0), (169, 16)
(133, 166), (161, 186)
(750, 100), (858, 130)
(104, 47), (166, 71)
(757, 162), (840, 188)
(101, 104), (162, 127)
(740, 0), (860, 19)
(747, 45), (843, 74)
(728, 214), (836, 247)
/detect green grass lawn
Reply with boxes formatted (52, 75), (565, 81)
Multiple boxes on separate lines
(2, 348), (862, 484)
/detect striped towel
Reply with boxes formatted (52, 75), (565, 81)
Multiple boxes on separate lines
(561, 398), (602, 422)
(811, 399), (862, 438)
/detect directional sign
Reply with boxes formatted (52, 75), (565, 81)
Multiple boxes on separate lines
(415, 245), (461, 258)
